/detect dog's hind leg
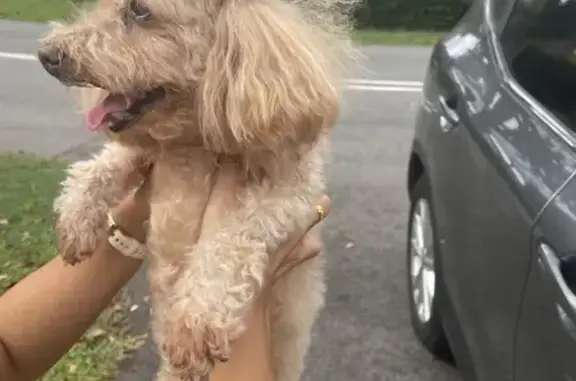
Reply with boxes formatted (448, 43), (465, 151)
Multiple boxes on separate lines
(270, 247), (326, 381)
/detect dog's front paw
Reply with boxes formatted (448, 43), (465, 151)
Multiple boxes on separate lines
(161, 320), (232, 381)
(55, 216), (103, 265)
(53, 173), (109, 264)
(55, 217), (101, 265)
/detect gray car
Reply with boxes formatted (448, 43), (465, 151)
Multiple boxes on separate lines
(406, 0), (576, 380)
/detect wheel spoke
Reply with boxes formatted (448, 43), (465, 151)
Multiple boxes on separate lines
(421, 269), (428, 319)
(411, 253), (423, 278)
(413, 287), (421, 307)
(423, 224), (434, 261)
(413, 215), (425, 254)
(425, 269), (436, 299)
(415, 268), (424, 297)
(418, 201), (428, 227)
(418, 303), (425, 320)
(410, 237), (422, 259)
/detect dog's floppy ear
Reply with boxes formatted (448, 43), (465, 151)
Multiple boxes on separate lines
(198, 0), (345, 155)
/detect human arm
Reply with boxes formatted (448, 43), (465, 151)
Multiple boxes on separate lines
(0, 177), (151, 381)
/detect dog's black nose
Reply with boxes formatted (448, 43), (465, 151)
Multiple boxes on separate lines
(37, 47), (65, 76)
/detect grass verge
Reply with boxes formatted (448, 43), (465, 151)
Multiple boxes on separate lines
(0, 0), (82, 23)
(1, 1), (442, 46)
(352, 29), (443, 46)
(0, 152), (145, 381)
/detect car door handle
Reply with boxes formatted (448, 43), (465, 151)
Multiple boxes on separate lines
(538, 243), (576, 339)
(438, 95), (460, 131)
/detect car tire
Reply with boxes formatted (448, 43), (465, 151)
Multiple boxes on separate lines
(407, 173), (452, 362)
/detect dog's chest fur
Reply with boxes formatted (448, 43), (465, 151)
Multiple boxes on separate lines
(143, 141), (327, 297)
(145, 148), (238, 293)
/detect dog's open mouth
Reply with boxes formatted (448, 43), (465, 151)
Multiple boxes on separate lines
(85, 87), (166, 133)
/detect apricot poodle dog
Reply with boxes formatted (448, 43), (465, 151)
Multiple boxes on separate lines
(37, 0), (359, 379)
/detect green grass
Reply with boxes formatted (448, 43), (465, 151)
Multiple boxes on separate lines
(0, 0), (442, 46)
(352, 29), (443, 46)
(0, 0), (83, 22)
(0, 152), (145, 381)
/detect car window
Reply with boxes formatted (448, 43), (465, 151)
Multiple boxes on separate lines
(500, 0), (576, 128)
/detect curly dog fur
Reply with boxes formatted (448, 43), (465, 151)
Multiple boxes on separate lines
(38, 0), (359, 379)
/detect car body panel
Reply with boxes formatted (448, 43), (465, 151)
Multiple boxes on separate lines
(514, 163), (576, 380)
(514, 231), (576, 379)
(408, 0), (576, 379)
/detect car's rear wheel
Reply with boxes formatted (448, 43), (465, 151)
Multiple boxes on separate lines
(407, 174), (452, 361)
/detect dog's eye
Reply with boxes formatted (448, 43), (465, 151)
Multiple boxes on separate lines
(129, 0), (151, 22)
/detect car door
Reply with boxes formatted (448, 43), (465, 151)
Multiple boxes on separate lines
(496, 0), (576, 379)
(424, 1), (576, 380)
(515, 175), (576, 381)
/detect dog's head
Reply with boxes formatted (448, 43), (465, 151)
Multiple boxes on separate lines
(38, 0), (357, 154)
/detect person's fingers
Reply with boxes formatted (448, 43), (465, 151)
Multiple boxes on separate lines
(132, 171), (153, 205)
(315, 195), (331, 225)
(267, 195), (331, 276)
(278, 195), (331, 256)
(272, 231), (323, 282)
(137, 161), (155, 179)
(121, 163), (154, 209)
(122, 161), (153, 190)
(108, 164), (154, 240)
(299, 231), (323, 258)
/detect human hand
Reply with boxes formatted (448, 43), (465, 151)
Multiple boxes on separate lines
(265, 195), (331, 289)
(108, 164), (154, 244)
(208, 196), (332, 381)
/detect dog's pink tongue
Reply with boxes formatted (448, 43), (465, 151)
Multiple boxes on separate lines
(85, 94), (130, 131)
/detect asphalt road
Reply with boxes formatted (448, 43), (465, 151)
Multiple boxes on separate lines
(0, 19), (460, 381)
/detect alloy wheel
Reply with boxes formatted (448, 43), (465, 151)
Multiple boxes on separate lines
(409, 198), (436, 324)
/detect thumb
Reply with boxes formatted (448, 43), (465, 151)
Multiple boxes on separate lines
(131, 163), (154, 203)
(132, 174), (152, 205)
